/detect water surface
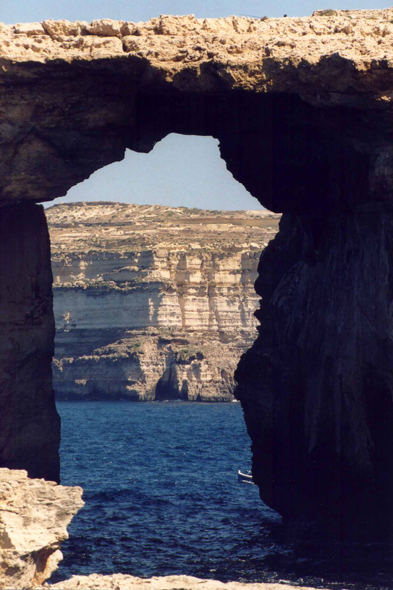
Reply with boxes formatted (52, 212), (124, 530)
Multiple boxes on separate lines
(53, 401), (393, 590)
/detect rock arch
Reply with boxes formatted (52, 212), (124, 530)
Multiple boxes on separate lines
(1, 10), (393, 537)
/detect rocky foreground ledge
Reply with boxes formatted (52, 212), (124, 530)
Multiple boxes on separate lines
(40, 574), (329, 590)
(0, 469), (83, 589)
(0, 468), (328, 590)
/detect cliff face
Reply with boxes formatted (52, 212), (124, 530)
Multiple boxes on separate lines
(0, 9), (393, 533)
(47, 202), (279, 401)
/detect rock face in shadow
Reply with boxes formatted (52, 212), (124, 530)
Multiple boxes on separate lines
(0, 205), (60, 482)
(0, 468), (84, 589)
(0, 9), (393, 534)
(236, 207), (393, 539)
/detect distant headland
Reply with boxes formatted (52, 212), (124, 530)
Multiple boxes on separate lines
(47, 201), (280, 401)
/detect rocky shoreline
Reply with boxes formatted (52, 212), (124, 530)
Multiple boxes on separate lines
(47, 202), (280, 402)
(0, 469), (326, 590)
(0, 467), (380, 590)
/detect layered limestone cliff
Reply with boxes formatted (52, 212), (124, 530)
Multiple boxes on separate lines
(47, 202), (279, 401)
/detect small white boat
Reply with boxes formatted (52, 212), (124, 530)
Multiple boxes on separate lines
(238, 469), (254, 484)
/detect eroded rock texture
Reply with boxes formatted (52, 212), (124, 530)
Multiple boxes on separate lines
(1, 8), (393, 533)
(40, 573), (328, 590)
(0, 205), (60, 482)
(236, 207), (393, 538)
(46, 202), (279, 401)
(0, 10), (393, 207)
(0, 468), (83, 589)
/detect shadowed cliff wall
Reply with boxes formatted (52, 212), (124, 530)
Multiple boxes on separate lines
(236, 207), (393, 539)
(0, 204), (60, 482)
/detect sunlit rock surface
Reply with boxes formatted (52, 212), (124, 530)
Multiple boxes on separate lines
(0, 468), (83, 589)
(41, 573), (328, 590)
(47, 202), (280, 401)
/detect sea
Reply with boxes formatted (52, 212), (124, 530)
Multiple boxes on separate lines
(52, 401), (393, 590)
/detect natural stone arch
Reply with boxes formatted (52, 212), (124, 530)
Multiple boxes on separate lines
(2, 10), (393, 539)
(0, 89), (378, 211)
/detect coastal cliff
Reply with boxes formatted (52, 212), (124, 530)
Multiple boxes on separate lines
(47, 202), (279, 401)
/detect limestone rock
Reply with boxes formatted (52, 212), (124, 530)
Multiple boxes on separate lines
(0, 10), (393, 207)
(42, 573), (328, 590)
(84, 19), (123, 37)
(13, 22), (46, 36)
(0, 468), (84, 589)
(42, 20), (83, 38)
(46, 203), (280, 401)
(52, 331), (245, 402)
(1, 9), (393, 103)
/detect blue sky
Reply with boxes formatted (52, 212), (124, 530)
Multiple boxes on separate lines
(2, 0), (389, 210)
(1, 0), (388, 24)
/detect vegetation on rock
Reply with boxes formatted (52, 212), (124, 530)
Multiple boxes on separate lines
(47, 202), (280, 401)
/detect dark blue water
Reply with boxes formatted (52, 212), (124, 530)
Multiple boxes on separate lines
(53, 402), (393, 589)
